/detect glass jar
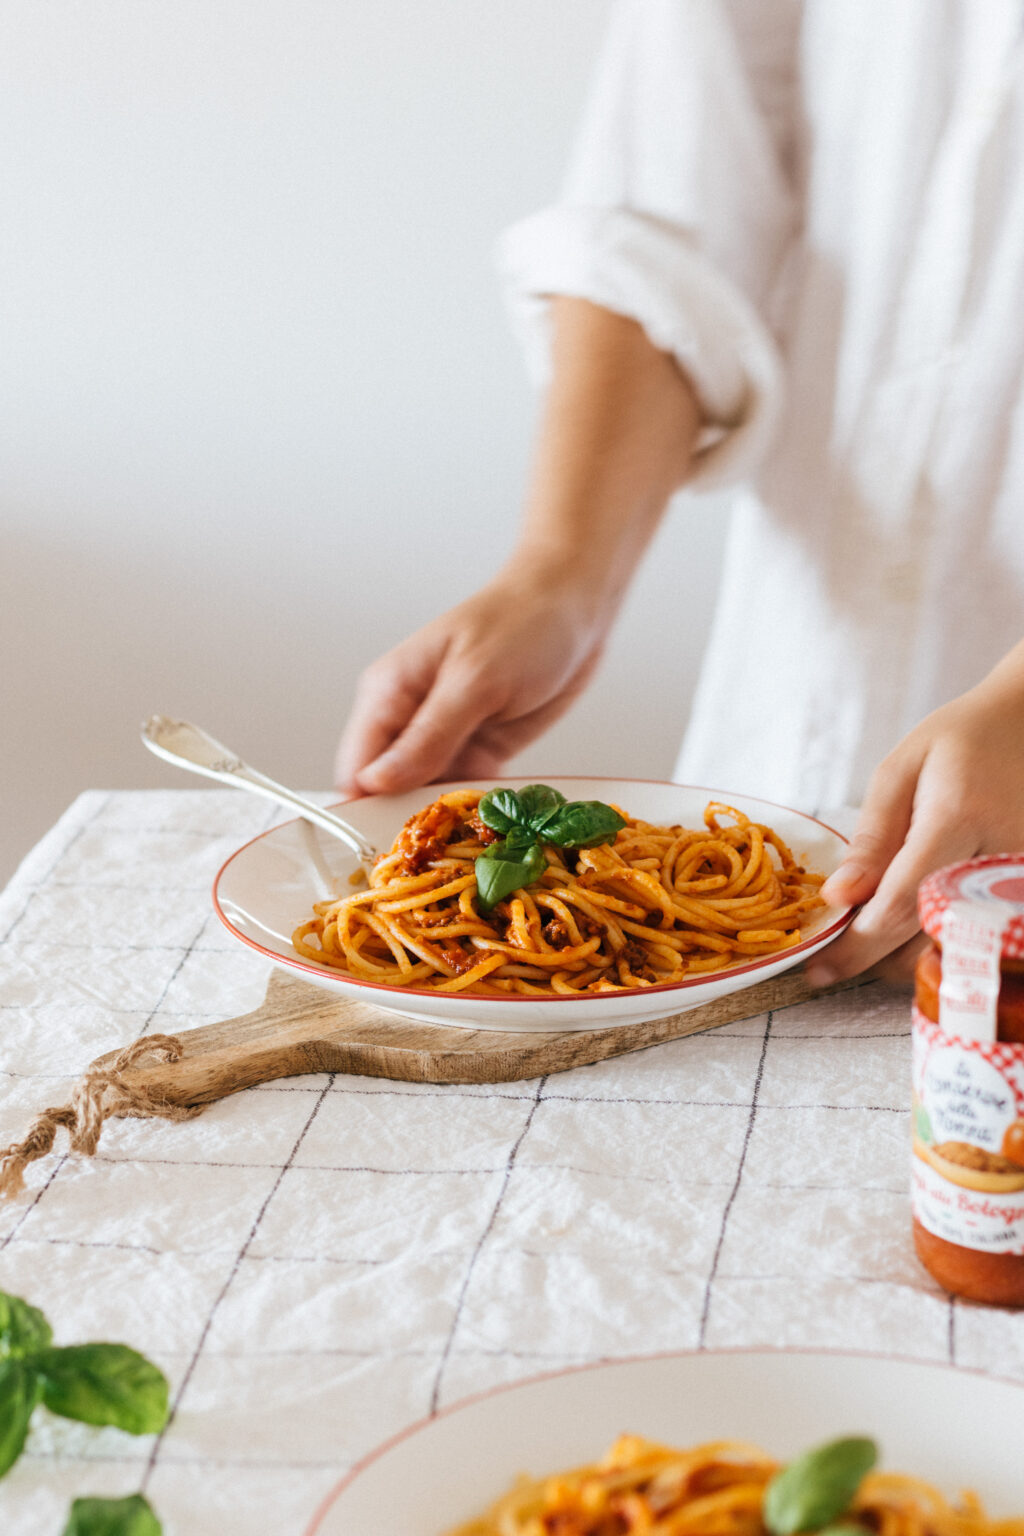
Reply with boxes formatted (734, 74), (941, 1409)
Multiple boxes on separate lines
(912, 856), (1024, 1306)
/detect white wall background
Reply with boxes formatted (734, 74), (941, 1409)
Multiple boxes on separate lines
(0, 1), (728, 884)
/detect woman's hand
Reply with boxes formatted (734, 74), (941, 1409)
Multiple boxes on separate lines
(335, 296), (703, 797)
(334, 563), (609, 795)
(807, 642), (1024, 986)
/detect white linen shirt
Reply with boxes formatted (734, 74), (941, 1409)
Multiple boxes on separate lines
(499, 0), (1024, 813)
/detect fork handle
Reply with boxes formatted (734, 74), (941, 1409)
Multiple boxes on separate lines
(215, 764), (377, 862)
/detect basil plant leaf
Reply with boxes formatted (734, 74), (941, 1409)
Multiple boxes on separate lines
(764, 1437), (877, 1535)
(0, 1290), (52, 1360)
(0, 1359), (42, 1479)
(535, 800), (626, 849)
(517, 784), (566, 829)
(816, 1526), (870, 1535)
(62, 1493), (162, 1536)
(503, 824), (540, 859)
(37, 1344), (169, 1435)
(475, 842), (546, 911)
(477, 789), (524, 834)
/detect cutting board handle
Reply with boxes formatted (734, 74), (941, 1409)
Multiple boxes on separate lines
(0, 967), (857, 1199)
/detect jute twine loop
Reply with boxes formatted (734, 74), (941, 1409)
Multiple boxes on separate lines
(0, 1034), (205, 1201)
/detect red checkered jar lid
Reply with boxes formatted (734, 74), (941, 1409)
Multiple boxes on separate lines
(918, 855), (1024, 959)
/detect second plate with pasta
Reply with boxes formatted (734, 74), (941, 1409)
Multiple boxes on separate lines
(213, 779), (854, 1030)
(304, 1350), (1024, 1535)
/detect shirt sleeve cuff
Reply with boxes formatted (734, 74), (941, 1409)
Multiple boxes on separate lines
(496, 204), (783, 491)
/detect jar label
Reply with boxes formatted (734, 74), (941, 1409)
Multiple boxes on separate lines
(938, 899), (1014, 1042)
(911, 1007), (1024, 1254)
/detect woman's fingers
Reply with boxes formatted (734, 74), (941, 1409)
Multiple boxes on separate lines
(808, 757), (979, 985)
(442, 657), (606, 782)
(806, 742), (922, 985)
(353, 666), (507, 793)
(810, 826), (971, 984)
(820, 749), (920, 909)
(333, 638), (445, 794)
(335, 577), (609, 796)
(864, 931), (930, 987)
(806, 657), (1024, 986)
(361, 635), (605, 792)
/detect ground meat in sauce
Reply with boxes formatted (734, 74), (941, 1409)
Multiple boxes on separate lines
(392, 798), (498, 875)
(621, 940), (648, 972)
(398, 837), (447, 875)
(438, 946), (476, 975)
(542, 918), (571, 949)
(465, 807), (500, 845)
(488, 905), (512, 938)
(542, 913), (603, 948)
(392, 801), (457, 875)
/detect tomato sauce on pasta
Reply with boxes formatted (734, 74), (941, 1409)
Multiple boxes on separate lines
(443, 1434), (1024, 1536)
(291, 792), (826, 996)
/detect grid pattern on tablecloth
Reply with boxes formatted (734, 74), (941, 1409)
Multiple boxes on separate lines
(3, 791), (1024, 1536)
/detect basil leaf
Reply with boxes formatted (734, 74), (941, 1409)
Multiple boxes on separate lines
(503, 823), (540, 859)
(534, 800), (626, 849)
(37, 1344), (169, 1435)
(517, 784), (566, 829)
(764, 1437), (877, 1535)
(0, 1290), (52, 1359)
(62, 1494), (162, 1536)
(477, 789), (524, 834)
(475, 842), (546, 910)
(816, 1526), (869, 1535)
(0, 1359), (42, 1479)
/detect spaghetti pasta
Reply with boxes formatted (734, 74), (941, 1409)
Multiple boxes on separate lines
(443, 1434), (1024, 1536)
(291, 791), (826, 996)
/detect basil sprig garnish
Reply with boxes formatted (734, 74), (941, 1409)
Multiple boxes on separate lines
(0, 1291), (53, 1358)
(532, 799), (627, 848)
(474, 784), (626, 911)
(0, 1359), (41, 1479)
(37, 1342), (169, 1435)
(763, 1436), (877, 1534)
(475, 832), (547, 911)
(0, 1289), (168, 1504)
(62, 1494), (162, 1536)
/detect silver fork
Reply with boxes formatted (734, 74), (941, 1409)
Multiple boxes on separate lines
(141, 715), (378, 870)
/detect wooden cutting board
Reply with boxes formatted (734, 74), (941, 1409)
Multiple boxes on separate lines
(90, 968), (859, 1103)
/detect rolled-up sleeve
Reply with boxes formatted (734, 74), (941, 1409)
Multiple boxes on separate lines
(497, 0), (799, 489)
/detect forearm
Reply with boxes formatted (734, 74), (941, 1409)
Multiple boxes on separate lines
(504, 297), (704, 616)
(335, 298), (704, 793)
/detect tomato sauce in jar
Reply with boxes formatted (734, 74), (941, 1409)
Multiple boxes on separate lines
(912, 857), (1024, 1306)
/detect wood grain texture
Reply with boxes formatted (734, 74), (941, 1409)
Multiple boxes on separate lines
(89, 968), (861, 1103)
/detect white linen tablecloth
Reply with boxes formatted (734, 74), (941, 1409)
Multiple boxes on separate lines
(2, 790), (1023, 1535)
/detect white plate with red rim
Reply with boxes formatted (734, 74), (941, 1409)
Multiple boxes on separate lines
(213, 778), (853, 1031)
(305, 1348), (1024, 1535)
